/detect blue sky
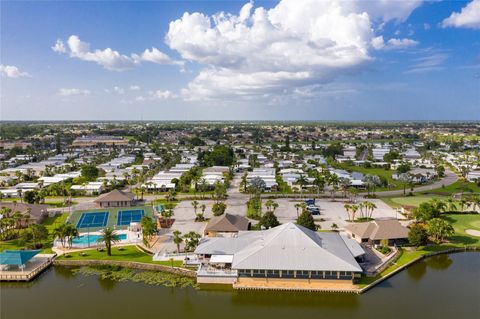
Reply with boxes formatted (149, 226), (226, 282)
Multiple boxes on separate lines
(1, 0), (479, 121)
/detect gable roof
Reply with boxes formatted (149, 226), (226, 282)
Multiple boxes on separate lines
(94, 189), (135, 203)
(0, 203), (49, 223)
(345, 219), (408, 240)
(204, 213), (250, 233)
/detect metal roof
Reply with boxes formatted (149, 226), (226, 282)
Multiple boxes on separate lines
(0, 250), (40, 266)
(196, 223), (364, 272)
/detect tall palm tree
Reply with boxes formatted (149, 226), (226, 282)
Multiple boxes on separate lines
(350, 204), (359, 222)
(191, 200), (199, 216)
(446, 197), (457, 212)
(295, 203), (302, 219)
(65, 224), (79, 248)
(344, 204), (352, 221)
(97, 227), (121, 256)
(173, 230), (183, 253)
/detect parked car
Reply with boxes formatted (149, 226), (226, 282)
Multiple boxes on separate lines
(304, 199), (315, 206)
(307, 205), (320, 215)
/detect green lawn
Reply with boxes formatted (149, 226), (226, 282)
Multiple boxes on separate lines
(57, 245), (183, 267)
(443, 214), (480, 246)
(421, 181), (480, 196)
(381, 195), (446, 208)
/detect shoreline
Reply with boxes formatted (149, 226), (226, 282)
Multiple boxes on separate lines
(48, 247), (480, 294)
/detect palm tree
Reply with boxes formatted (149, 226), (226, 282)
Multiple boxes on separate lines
(446, 197), (457, 212)
(191, 200), (199, 216)
(65, 224), (79, 248)
(298, 174), (308, 196)
(344, 204), (352, 221)
(294, 203), (302, 218)
(364, 201), (377, 219)
(350, 204), (359, 222)
(173, 230), (183, 253)
(459, 198), (468, 212)
(271, 201), (279, 213)
(97, 227), (121, 256)
(265, 199), (274, 212)
(183, 231), (201, 252)
(53, 223), (67, 248)
(328, 174), (339, 200)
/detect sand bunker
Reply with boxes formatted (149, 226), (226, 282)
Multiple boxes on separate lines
(465, 229), (480, 237)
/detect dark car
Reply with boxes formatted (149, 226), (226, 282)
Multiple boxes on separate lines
(304, 199), (315, 206)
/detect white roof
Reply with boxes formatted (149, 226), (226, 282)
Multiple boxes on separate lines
(210, 254), (234, 263)
(196, 223), (363, 272)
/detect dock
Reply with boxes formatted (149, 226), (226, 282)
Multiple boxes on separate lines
(0, 254), (55, 282)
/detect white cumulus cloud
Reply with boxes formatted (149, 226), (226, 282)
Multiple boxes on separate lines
(53, 35), (181, 71)
(0, 64), (31, 78)
(166, 0), (422, 101)
(167, 0), (377, 100)
(57, 88), (91, 96)
(442, 0), (480, 29)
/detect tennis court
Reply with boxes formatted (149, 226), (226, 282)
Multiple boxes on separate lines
(76, 212), (109, 229)
(117, 209), (144, 226)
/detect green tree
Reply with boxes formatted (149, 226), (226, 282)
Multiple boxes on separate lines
(97, 227), (121, 256)
(212, 202), (227, 216)
(408, 223), (428, 247)
(413, 200), (443, 222)
(173, 230), (183, 253)
(427, 218), (454, 243)
(20, 224), (49, 248)
(296, 210), (316, 231)
(141, 216), (157, 248)
(81, 164), (99, 181)
(259, 211), (280, 229)
(183, 231), (201, 252)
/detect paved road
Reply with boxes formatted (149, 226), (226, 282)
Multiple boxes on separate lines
(369, 169), (458, 197)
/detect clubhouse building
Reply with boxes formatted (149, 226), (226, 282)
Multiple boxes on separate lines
(94, 189), (135, 208)
(195, 222), (365, 290)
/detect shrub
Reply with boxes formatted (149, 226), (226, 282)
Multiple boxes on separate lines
(212, 202), (226, 216)
(408, 223), (428, 247)
(296, 210), (316, 231)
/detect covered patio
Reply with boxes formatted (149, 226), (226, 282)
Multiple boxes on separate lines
(0, 250), (54, 281)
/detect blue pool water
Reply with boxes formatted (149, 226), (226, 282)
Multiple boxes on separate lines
(72, 234), (127, 246)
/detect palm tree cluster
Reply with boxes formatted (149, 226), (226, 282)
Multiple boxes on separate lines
(344, 201), (377, 222)
(171, 230), (201, 253)
(0, 207), (27, 240)
(53, 222), (79, 248)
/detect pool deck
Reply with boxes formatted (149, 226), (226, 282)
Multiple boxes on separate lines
(0, 254), (56, 282)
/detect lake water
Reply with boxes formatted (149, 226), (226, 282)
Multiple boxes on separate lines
(1, 252), (479, 319)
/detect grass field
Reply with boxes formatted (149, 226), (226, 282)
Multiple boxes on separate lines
(381, 195), (446, 208)
(58, 245), (183, 267)
(67, 206), (154, 232)
(443, 214), (480, 246)
(421, 181), (480, 196)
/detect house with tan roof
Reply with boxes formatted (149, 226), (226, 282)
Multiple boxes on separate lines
(344, 219), (409, 246)
(93, 189), (135, 208)
(204, 213), (250, 237)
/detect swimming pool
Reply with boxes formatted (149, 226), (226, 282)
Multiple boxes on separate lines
(72, 234), (127, 246)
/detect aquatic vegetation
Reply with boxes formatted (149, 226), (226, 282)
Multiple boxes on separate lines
(71, 266), (198, 288)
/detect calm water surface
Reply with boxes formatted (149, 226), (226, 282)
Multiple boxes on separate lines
(1, 252), (479, 319)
